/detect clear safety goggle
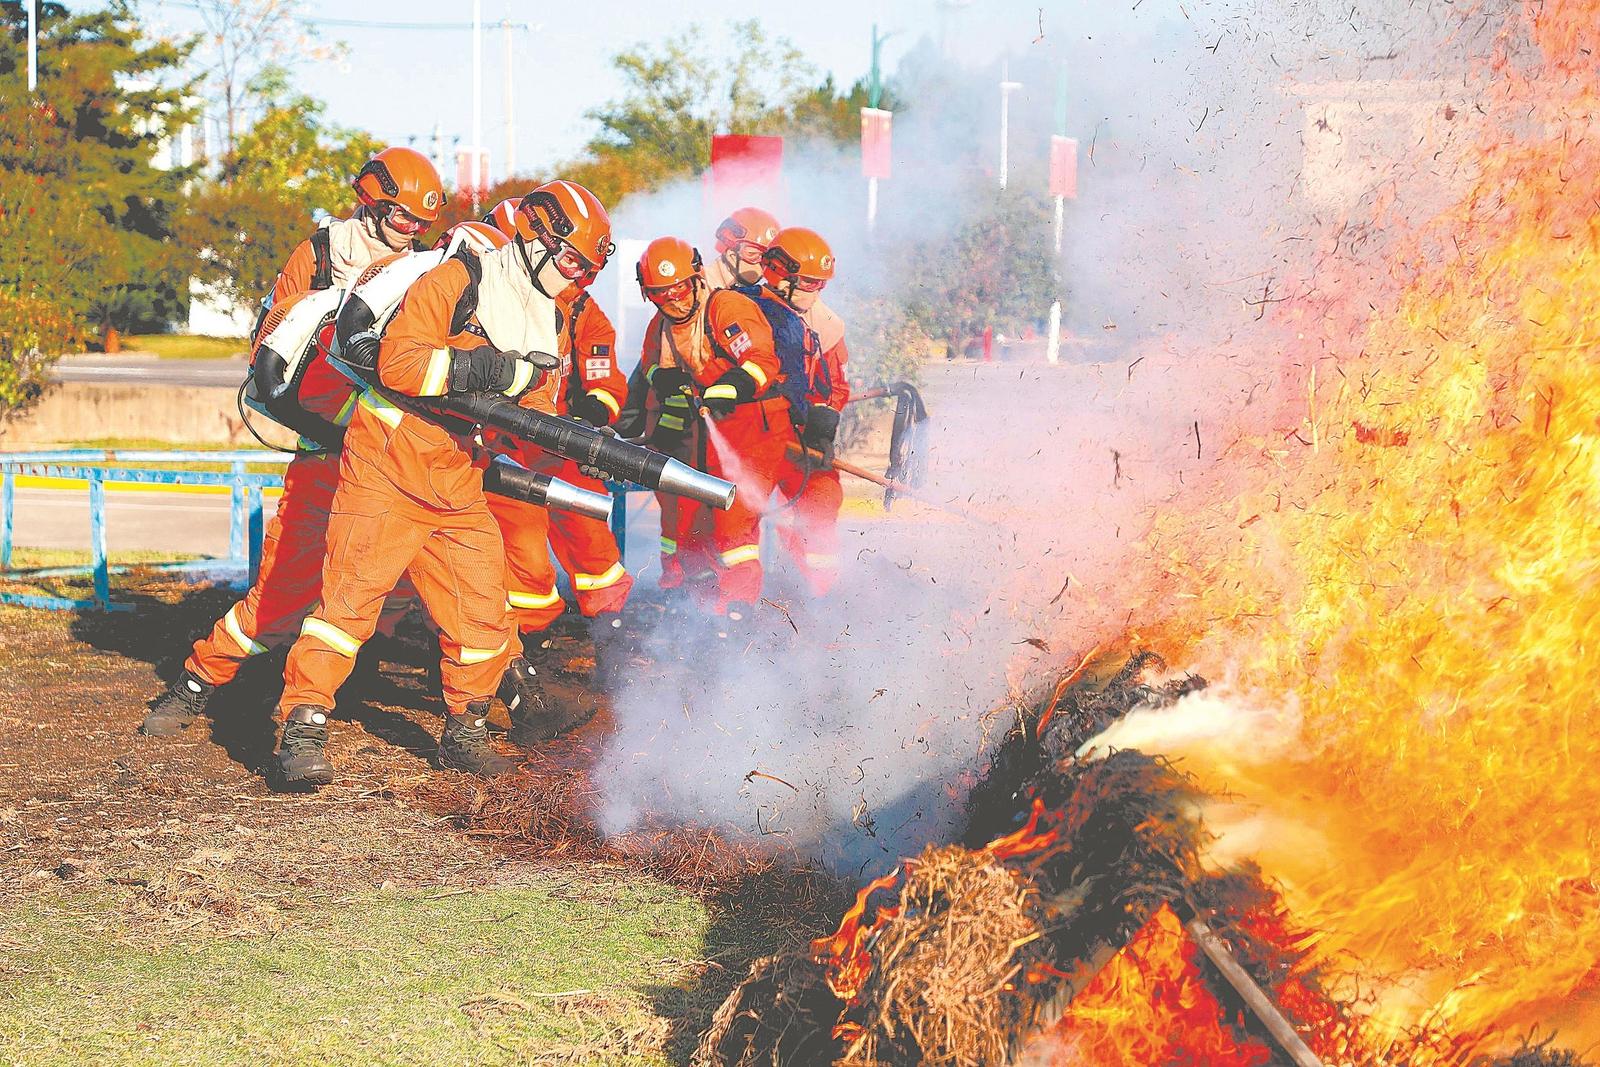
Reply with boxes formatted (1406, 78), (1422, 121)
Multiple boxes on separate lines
(380, 202), (428, 236)
(733, 240), (766, 264)
(645, 279), (695, 305)
(790, 275), (828, 293)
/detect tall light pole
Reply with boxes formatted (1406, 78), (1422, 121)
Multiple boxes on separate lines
(1046, 63), (1071, 366)
(26, 0), (38, 92)
(502, 19), (515, 180)
(471, 0), (484, 209)
(999, 60), (1022, 190)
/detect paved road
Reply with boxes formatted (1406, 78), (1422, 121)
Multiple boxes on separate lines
(8, 489), (278, 557)
(51, 356), (248, 388)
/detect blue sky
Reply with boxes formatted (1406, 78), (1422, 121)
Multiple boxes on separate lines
(136, 0), (1077, 177)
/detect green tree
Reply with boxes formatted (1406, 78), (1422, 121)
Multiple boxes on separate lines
(0, 0), (193, 414)
(177, 68), (382, 308)
(895, 180), (1057, 354)
(560, 19), (877, 205)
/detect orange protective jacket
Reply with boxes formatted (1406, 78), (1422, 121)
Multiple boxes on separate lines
(554, 290), (626, 423)
(353, 257), (509, 509)
(803, 302), (851, 412)
(637, 289), (784, 419)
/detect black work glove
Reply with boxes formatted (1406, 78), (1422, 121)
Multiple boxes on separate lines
(449, 347), (559, 399)
(647, 409), (690, 453)
(570, 392), (614, 427)
(701, 366), (757, 418)
(648, 365), (693, 401)
(800, 404), (841, 468)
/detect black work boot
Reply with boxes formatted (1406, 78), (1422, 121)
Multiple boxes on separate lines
(139, 670), (216, 736)
(503, 656), (597, 746)
(589, 611), (638, 692)
(436, 701), (515, 776)
(273, 705), (335, 790)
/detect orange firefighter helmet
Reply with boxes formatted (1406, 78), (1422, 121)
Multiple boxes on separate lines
(481, 198), (521, 239)
(714, 206), (781, 255)
(436, 220), (511, 256)
(352, 146), (446, 226)
(638, 236), (704, 322)
(763, 227), (835, 288)
(515, 180), (615, 274)
(636, 236), (703, 292)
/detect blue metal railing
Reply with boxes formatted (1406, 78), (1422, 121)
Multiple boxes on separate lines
(0, 450), (290, 612)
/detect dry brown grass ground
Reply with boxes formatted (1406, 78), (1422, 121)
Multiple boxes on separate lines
(0, 584), (837, 1065)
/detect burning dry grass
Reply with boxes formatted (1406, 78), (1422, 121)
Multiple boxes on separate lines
(835, 847), (1038, 1067)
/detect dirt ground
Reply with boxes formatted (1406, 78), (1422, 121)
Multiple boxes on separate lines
(0, 579), (836, 1065)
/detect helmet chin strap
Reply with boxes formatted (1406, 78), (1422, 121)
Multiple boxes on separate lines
(516, 235), (559, 296)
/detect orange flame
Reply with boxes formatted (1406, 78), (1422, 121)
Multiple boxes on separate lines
(1120, 0), (1600, 1045)
(1043, 904), (1274, 1066)
(810, 868), (901, 1003)
(985, 797), (1061, 861)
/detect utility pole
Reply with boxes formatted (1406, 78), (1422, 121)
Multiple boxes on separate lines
(1046, 63), (1070, 366)
(503, 19), (515, 180)
(866, 23), (885, 235)
(26, 0), (38, 92)
(471, 0), (484, 210)
(999, 59), (1022, 190)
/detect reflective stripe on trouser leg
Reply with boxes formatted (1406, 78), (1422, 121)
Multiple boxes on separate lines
(574, 562), (626, 591)
(411, 500), (516, 715)
(719, 544), (760, 568)
(486, 489), (564, 633)
(279, 471), (429, 717)
(187, 451), (339, 687)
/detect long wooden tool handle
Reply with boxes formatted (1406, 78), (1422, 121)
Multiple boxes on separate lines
(785, 443), (992, 526)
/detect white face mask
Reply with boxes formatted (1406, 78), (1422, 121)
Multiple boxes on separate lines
(787, 286), (821, 313)
(728, 250), (763, 286)
(534, 253), (573, 298)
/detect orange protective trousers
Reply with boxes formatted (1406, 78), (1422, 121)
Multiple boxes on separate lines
(278, 440), (512, 719)
(186, 452), (413, 686)
(703, 405), (845, 607)
(486, 449), (633, 635)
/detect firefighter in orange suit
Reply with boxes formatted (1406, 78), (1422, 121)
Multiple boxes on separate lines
(704, 206), (780, 291)
(766, 229), (848, 598)
(480, 197), (634, 687)
(270, 182), (614, 789)
(140, 146), (445, 737)
(630, 236), (787, 622)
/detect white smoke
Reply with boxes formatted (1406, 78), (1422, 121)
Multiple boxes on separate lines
(582, 0), (1487, 871)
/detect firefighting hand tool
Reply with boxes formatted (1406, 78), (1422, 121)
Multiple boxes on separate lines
(483, 457), (612, 523)
(441, 392), (736, 510)
(846, 382), (931, 509)
(784, 442), (992, 527)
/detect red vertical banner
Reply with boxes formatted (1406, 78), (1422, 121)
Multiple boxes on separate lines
(709, 135), (785, 220)
(455, 146), (490, 202)
(861, 107), (893, 179)
(1049, 135), (1078, 199)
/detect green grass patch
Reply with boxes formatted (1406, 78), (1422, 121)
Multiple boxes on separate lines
(4, 548), (202, 570)
(35, 438), (290, 475)
(122, 334), (247, 360)
(1, 876), (712, 1066)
